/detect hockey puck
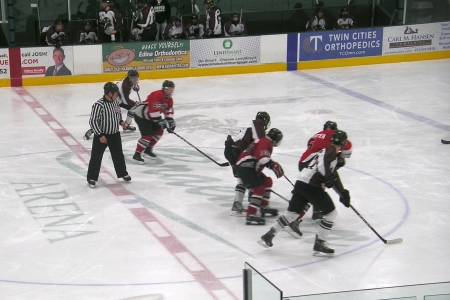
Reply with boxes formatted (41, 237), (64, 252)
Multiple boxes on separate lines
(441, 139), (450, 144)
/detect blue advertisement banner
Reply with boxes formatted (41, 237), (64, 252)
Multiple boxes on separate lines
(298, 28), (383, 61)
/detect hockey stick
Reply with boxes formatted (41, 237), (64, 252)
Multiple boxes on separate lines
(284, 175), (295, 187)
(333, 187), (403, 245)
(271, 190), (290, 202)
(170, 131), (230, 167)
(441, 139), (450, 144)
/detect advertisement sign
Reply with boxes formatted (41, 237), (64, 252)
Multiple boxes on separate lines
(101, 41), (190, 73)
(20, 46), (74, 77)
(382, 22), (450, 55)
(0, 49), (10, 79)
(190, 37), (260, 68)
(298, 28), (383, 61)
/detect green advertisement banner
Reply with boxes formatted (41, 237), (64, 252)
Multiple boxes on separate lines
(102, 41), (190, 73)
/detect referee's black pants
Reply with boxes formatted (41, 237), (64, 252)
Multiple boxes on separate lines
(87, 132), (128, 181)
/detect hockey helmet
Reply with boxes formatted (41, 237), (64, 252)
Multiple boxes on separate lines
(128, 69), (139, 78)
(331, 130), (348, 146)
(256, 111), (271, 130)
(231, 12), (239, 19)
(54, 19), (63, 26)
(204, 0), (213, 5)
(162, 80), (175, 89)
(267, 128), (283, 147)
(174, 14), (182, 22)
(104, 82), (119, 95)
(192, 14), (199, 19)
(341, 6), (349, 12)
(323, 120), (338, 130)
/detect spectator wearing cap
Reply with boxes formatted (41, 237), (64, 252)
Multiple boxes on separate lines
(164, 14), (188, 39)
(204, 0), (222, 37)
(75, 21), (99, 44)
(306, 8), (327, 31)
(45, 19), (68, 47)
(150, 0), (171, 40)
(224, 12), (247, 36)
(185, 14), (204, 39)
(334, 7), (356, 29)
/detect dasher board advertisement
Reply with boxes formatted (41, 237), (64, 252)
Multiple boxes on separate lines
(102, 41), (190, 73)
(190, 37), (260, 68)
(21, 47), (74, 77)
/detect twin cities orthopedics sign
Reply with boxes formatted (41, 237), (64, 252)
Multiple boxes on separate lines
(298, 28), (383, 61)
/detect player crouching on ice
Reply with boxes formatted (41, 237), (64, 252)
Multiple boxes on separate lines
(234, 128), (284, 225)
(258, 130), (351, 256)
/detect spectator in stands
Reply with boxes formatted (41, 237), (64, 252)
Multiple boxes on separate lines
(131, 0), (157, 41)
(164, 15), (188, 39)
(45, 19), (67, 47)
(306, 8), (327, 31)
(99, 0), (122, 42)
(204, 0), (222, 37)
(289, 3), (309, 32)
(150, 0), (171, 40)
(185, 14), (204, 39)
(45, 48), (72, 76)
(75, 21), (99, 44)
(334, 7), (356, 29)
(224, 12), (248, 36)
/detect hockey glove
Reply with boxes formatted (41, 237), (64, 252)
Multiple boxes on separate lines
(336, 157), (346, 170)
(265, 160), (284, 179)
(132, 84), (140, 92)
(166, 118), (176, 132)
(339, 189), (351, 207)
(204, 28), (213, 37)
(157, 119), (168, 129)
(324, 172), (338, 188)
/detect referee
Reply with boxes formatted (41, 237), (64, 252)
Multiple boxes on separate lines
(87, 82), (131, 187)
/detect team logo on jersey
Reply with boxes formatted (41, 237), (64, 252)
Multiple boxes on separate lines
(260, 150), (270, 157)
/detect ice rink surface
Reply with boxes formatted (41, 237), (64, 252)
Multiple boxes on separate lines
(0, 59), (449, 300)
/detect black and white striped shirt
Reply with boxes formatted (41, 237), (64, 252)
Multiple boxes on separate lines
(89, 97), (123, 136)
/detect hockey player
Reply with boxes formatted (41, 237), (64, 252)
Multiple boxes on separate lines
(258, 130), (351, 255)
(334, 7), (355, 29)
(45, 19), (67, 47)
(306, 8), (327, 31)
(185, 14), (204, 39)
(84, 70), (140, 140)
(164, 15), (188, 39)
(75, 21), (98, 44)
(131, 80), (176, 164)
(234, 128), (284, 225)
(288, 120), (352, 236)
(224, 111), (270, 216)
(224, 12), (247, 36)
(204, 0), (222, 37)
(131, 0), (156, 41)
(98, 0), (122, 43)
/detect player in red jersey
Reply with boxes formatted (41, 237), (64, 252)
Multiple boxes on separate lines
(234, 128), (284, 225)
(131, 80), (176, 164)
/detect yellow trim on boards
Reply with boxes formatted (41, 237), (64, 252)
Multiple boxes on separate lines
(16, 50), (450, 87)
(0, 79), (10, 88)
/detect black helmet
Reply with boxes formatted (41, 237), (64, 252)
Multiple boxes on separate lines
(323, 120), (338, 131)
(162, 80), (175, 88)
(84, 21), (92, 26)
(104, 82), (119, 94)
(192, 14), (199, 19)
(128, 70), (139, 78)
(341, 6), (349, 12)
(231, 12), (239, 18)
(256, 111), (271, 130)
(54, 19), (63, 26)
(267, 128), (283, 147)
(175, 14), (182, 22)
(331, 130), (348, 146)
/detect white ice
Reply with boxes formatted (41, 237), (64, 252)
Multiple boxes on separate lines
(0, 59), (449, 300)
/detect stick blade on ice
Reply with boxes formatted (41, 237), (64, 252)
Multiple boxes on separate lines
(386, 238), (403, 245)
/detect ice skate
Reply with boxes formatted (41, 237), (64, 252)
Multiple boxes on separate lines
(143, 147), (156, 159)
(83, 129), (94, 140)
(125, 124), (136, 131)
(257, 228), (276, 248)
(87, 179), (96, 188)
(246, 215), (265, 225)
(122, 175), (131, 182)
(132, 152), (144, 164)
(230, 201), (246, 216)
(283, 219), (303, 239)
(313, 235), (334, 256)
(260, 206), (278, 217)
